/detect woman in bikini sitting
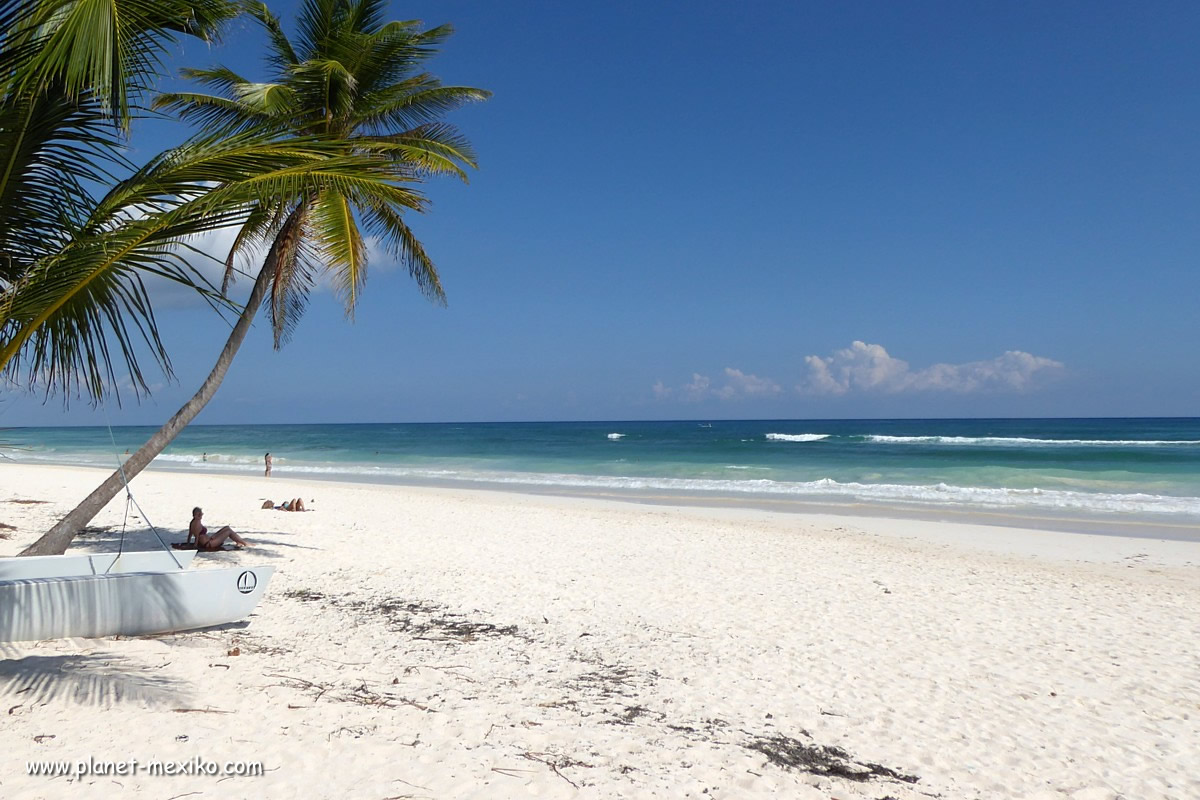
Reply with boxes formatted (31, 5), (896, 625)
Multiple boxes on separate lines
(187, 507), (252, 550)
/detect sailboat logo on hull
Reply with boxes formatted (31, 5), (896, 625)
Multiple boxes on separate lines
(236, 571), (257, 595)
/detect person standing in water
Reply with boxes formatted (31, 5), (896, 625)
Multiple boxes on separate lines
(265, 452), (272, 478)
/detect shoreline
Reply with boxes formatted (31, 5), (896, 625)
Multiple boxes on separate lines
(1, 462), (1198, 799)
(14, 456), (1200, 544)
(6, 417), (1199, 536)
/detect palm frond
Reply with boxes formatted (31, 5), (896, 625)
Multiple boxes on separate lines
(233, 81), (296, 115)
(309, 188), (366, 316)
(363, 123), (480, 179)
(13, 0), (240, 126)
(360, 200), (444, 304)
(178, 65), (253, 93)
(343, 0), (388, 36)
(243, 1), (299, 75)
(354, 78), (491, 135)
(152, 91), (272, 134)
(0, 89), (125, 274)
(221, 202), (276, 295)
(295, 0), (341, 62)
(288, 58), (358, 130)
(350, 23), (449, 93)
(263, 203), (316, 348)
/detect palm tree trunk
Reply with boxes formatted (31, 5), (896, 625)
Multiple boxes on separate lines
(19, 215), (300, 556)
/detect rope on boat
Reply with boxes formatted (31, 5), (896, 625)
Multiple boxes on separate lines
(103, 410), (184, 571)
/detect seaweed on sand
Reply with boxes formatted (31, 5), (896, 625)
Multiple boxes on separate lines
(282, 588), (327, 603)
(747, 733), (919, 785)
(283, 589), (522, 643)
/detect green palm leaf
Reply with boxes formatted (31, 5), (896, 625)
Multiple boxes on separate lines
(0, 0), (247, 403)
(310, 188), (366, 316)
(11, 0), (239, 127)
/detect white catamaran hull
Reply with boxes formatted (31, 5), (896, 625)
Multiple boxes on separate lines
(0, 566), (274, 642)
(0, 550), (196, 581)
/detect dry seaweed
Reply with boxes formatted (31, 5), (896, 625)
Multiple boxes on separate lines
(293, 591), (523, 643)
(606, 704), (666, 726)
(747, 733), (919, 785)
(282, 588), (327, 603)
(520, 751), (593, 788)
(570, 661), (639, 700)
(363, 599), (522, 641)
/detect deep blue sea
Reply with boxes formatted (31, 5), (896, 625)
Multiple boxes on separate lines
(5, 419), (1199, 532)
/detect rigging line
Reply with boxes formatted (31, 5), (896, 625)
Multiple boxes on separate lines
(101, 407), (184, 571)
(100, 408), (129, 567)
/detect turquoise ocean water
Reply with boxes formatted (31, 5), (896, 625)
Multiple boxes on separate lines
(5, 419), (1199, 536)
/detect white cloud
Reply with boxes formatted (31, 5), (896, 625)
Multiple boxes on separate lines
(714, 368), (781, 399)
(656, 368), (781, 402)
(681, 373), (711, 401)
(364, 235), (401, 273)
(798, 341), (1063, 395)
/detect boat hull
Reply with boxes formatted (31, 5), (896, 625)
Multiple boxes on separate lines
(0, 566), (274, 642)
(0, 550), (196, 581)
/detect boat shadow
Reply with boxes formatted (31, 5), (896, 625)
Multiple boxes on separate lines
(0, 648), (188, 707)
(144, 619), (254, 644)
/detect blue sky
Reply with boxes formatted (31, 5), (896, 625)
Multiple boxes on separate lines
(5, 0), (1199, 425)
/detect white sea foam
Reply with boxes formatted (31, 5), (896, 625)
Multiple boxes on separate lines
(155, 453), (266, 465)
(866, 435), (1200, 447)
(607, 433), (625, 440)
(444, 472), (1200, 516)
(765, 433), (830, 442)
(15, 450), (1200, 517)
(141, 458), (1197, 517)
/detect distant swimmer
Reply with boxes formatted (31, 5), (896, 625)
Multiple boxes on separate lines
(265, 452), (272, 478)
(202, 452), (207, 462)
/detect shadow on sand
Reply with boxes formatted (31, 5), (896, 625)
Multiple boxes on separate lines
(72, 525), (311, 557)
(0, 648), (188, 707)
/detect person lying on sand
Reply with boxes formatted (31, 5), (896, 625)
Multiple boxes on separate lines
(268, 497), (307, 512)
(188, 507), (251, 551)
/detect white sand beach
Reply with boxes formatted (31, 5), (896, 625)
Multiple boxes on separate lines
(1, 463), (1198, 799)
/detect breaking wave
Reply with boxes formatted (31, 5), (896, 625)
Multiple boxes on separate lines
(765, 433), (830, 442)
(116, 456), (1200, 516)
(865, 435), (1200, 447)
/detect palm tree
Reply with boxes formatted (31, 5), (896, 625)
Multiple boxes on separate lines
(20, 0), (489, 555)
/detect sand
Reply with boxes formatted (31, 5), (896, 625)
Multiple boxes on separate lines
(1, 463), (1197, 799)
